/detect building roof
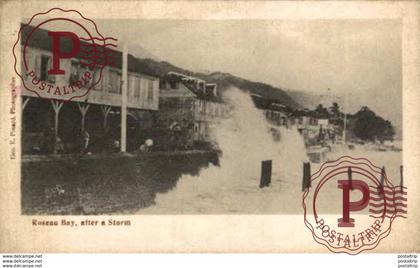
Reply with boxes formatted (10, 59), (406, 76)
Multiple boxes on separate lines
(159, 83), (197, 99)
(251, 94), (292, 115)
(165, 72), (223, 102)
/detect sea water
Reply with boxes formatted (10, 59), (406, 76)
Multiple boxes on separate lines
(142, 88), (309, 214)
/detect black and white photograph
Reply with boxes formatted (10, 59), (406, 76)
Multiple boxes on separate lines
(19, 18), (402, 216)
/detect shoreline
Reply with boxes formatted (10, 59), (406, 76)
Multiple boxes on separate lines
(22, 149), (219, 163)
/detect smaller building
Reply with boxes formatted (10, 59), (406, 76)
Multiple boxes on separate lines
(251, 94), (291, 127)
(156, 77), (197, 150)
(252, 95), (341, 146)
(290, 110), (339, 145)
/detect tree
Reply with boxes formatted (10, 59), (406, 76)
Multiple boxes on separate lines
(352, 106), (395, 142)
(329, 102), (340, 117)
(314, 104), (329, 118)
(327, 102), (344, 127)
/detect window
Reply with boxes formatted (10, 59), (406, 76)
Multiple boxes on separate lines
(34, 55), (41, 78)
(108, 70), (121, 94)
(147, 80), (154, 101)
(128, 75), (136, 96)
(69, 61), (91, 88)
(98, 68), (108, 91)
(159, 79), (166, 89)
(40, 55), (49, 81)
(202, 101), (207, 114)
(140, 79), (147, 100)
(91, 68), (101, 90)
(196, 101), (201, 113)
(135, 77), (141, 98)
(40, 55), (55, 83)
(129, 76), (141, 98)
(169, 81), (178, 89)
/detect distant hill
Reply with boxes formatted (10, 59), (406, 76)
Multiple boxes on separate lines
(129, 44), (161, 62)
(130, 58), (301, 109)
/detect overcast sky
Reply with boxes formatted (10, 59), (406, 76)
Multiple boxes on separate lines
(41, 19), (401, 133)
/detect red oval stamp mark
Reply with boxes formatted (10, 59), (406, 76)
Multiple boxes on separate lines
(302, 156), (407, 254)
(13, 8), (118, 101)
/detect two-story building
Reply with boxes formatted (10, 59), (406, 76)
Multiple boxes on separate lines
(20, 26), (159, 154)
(156, 75), (197, 150)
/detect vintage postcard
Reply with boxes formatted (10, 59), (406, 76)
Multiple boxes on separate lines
(0, 0), (419, 254)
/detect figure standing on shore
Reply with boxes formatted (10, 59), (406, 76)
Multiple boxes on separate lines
(139, 138), (153, 153)
(81, 130), (90, 154)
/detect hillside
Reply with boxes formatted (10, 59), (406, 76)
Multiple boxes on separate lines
(285, 90), (338, 110)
